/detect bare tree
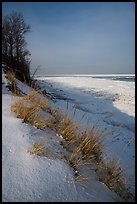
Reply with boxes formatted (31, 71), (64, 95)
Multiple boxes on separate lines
(2, 12), (31, 83)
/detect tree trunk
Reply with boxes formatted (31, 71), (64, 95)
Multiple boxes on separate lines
(10, 43), (14, 69)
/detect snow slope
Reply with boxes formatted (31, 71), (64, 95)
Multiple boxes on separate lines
(35, 76), (135, 195)
(2, 74), (121, 202)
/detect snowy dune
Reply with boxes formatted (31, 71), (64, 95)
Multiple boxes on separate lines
(35, 76), (135, 194)
(2, 74), (122, 202)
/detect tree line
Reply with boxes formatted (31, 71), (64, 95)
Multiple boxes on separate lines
(2, 12), (31, 84)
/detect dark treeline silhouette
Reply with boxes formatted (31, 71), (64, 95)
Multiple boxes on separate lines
(2, 12), (31, 84)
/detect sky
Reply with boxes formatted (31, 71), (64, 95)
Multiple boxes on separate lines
(2, 2), (135, 75)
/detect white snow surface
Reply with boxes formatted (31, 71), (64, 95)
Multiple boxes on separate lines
(37, 76), (135, 117)
(2, 74), (122, 202)
(35, 76), (135, 194)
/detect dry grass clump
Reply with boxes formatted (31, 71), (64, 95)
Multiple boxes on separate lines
(45, 109), (62, 130)
(69, 124), (104, 169)
(6, 70), (21, 95)
(11, 89), (57, 130)
(23, 90), (38, 101)
(67, 124), (108, 184)
(6, 70), (15, 83)
(97, 159), (134, 201)
(79, 133), (102, 162)
(69, 150), (91, 171)
(28, 142), (46, 156)
(11, 99), (38, 122)
(23, 91), (50, 112)
(11, 98), (47, 129)
(58, 114), (79, 145)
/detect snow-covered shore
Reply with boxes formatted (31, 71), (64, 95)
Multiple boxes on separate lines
(2, 74), (123, 202)
(36, 76), (135, 116)
(2, 72), (135, 201)
(35, 76), (135, 194)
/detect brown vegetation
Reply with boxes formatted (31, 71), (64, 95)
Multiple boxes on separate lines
(10, 85), (134, 202)
(28, 142), (46, 156)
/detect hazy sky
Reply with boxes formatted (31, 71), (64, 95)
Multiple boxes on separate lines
(2, 2), (135, 74)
